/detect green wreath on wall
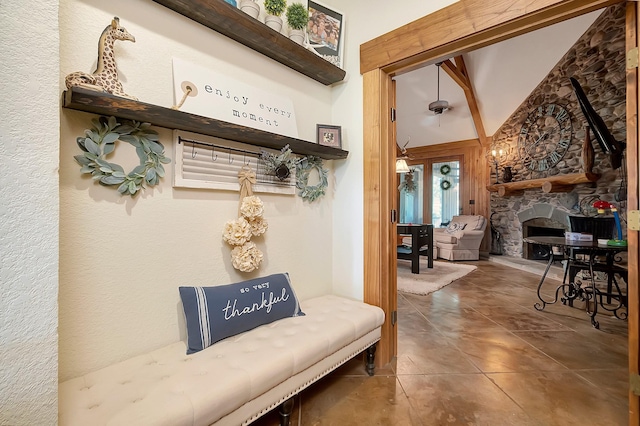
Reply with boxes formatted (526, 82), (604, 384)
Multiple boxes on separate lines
(440, 179), (452, 190)
(440, 164), (451, 175)
(74, 116), (170, 196)
(296, 156), (328, 202)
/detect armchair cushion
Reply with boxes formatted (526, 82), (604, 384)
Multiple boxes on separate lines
(446, 222), (467, 233)
(451, 215), (485, 230)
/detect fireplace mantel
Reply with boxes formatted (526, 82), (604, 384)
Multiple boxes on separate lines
(487, 173), (600, 197)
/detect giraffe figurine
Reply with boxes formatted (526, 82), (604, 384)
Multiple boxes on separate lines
(65, 17), (138, 100)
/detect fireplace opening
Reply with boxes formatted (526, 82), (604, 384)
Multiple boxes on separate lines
(522, 218), (567, 260)
(526, 226), (565, 260)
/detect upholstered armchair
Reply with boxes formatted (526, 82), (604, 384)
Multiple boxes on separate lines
(433, 215), (487, 261)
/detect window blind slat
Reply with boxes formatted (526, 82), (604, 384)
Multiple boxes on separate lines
(173, 130), (296, 194)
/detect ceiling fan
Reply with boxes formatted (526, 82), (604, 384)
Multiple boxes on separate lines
(428, 62), (451, 115)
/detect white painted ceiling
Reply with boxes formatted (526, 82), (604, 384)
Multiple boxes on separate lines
(394, 8), (604, 150)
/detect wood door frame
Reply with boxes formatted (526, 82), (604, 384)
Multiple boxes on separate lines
(361, 0), (638, 422)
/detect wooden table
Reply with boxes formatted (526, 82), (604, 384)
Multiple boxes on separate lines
(397, 224), (434, 274)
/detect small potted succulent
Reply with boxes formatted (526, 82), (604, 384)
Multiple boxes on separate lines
(239, 0), (260, 19)
(264, 0), (287, 32)
(286, 2), (309, 45)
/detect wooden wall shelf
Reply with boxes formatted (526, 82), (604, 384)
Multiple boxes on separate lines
(62, 87), (348, 160)
(487, 173), (600, 196)
(151, 0), (346, 86)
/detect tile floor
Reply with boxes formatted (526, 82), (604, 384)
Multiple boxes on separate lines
(253, 259), (628, 425)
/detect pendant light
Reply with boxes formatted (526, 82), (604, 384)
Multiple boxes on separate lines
(428, 62), (450, 114)
(396, 158), (410, 173)
(396, 136), (411, 173)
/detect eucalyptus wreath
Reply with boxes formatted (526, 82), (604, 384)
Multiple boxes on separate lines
(296, 156), (328, 202)
(74, 116), (170, 196)
(260, 144), (297, 180)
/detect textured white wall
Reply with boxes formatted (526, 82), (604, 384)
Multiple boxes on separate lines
(328, 0), (458, 299)
(0, 0), (60, 424)
(0, 0), (459, 420)
(58, 0), (341, 381)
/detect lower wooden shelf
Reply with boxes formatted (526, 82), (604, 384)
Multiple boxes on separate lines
(487, 172), (600, 196)
(62, 87), (349, 160)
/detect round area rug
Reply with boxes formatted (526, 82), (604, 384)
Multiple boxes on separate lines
(397, 259), (477, 295)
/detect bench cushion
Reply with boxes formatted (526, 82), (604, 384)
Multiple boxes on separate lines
(59, 295), (385, 426)
(179, 273), (304, 354)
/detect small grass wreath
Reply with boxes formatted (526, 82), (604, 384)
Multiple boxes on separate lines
(440, 164), (451, 175)
(296, 156), (328, 202)
(440, 179), (452, 190)
(74, 116), (170, 196)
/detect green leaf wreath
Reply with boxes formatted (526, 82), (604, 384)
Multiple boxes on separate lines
(261, 144), (297, 180)
(296, 156), (328, 202)
(74, 116), (171, 196)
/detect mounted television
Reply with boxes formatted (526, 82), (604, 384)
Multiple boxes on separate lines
(569, 77), (625, 169)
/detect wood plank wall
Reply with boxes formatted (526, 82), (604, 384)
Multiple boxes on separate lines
(405, 139), (490, 252)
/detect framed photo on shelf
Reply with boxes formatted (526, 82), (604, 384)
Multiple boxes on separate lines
(307, 1), (345, 69)
(317, 124), (342, 148)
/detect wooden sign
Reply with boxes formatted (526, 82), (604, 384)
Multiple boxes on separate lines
(172, 58), (299, 138)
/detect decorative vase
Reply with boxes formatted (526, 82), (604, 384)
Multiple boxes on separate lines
(239, 0), (260, 19)
(265, 15), (283, 32)
(502, 166), (513, 183)
(289, 29), (305, 45)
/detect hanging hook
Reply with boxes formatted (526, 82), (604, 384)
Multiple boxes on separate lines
(228, 149), (234, 164)
(191, 143), (197, 159)
(243, 153), (251, 167)
(211, 145), (217, 161)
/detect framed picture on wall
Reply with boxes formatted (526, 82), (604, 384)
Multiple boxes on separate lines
(317, 124), (342, 148)
(307, 1), (345, 69)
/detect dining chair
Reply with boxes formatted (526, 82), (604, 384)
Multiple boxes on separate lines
(566, 216), (627, 304)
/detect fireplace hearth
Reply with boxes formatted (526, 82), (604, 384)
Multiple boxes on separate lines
(522, 216), (568, 260)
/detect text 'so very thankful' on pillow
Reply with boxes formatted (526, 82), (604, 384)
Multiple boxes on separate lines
(179, 273), (304, 354)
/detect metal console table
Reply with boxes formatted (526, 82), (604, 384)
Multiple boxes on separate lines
(523, 236), (627, 329)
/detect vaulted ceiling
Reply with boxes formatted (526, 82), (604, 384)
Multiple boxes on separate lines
(394, 8), (604, 150)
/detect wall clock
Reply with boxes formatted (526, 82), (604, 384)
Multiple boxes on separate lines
(517, 103), (573, 172)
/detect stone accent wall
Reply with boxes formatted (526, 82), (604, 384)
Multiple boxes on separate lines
(490, 4), (627, 257)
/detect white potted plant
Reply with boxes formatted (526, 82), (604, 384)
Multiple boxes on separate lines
(286, 2), (308, 45)
(239, 0), (260, 19)
(264, 0), (287, 33)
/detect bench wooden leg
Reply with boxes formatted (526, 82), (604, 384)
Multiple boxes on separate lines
(279, 397), (295, 426)
(366, 344), (376, 376)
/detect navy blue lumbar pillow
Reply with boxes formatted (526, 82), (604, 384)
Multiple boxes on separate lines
(179, 273), (304, 354)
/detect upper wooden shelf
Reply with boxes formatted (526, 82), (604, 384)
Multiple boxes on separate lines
(62, 87), (348, 160)
(151, 0), (346, 86)
(487, 172), (600, 196)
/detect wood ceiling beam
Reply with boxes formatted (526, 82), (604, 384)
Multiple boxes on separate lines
(440, 55), (488, 146)
(455, 56), (487, 146)
(440, 59), (470, 91)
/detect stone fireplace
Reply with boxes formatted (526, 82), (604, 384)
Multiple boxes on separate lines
(487, 4), (626, 261)
(520, 206), (569, 260)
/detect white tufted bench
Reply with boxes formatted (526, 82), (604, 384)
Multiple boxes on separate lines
(59, 295), (385, 425)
